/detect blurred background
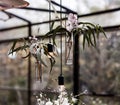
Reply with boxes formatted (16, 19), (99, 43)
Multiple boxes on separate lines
(0, 0), (120, 105)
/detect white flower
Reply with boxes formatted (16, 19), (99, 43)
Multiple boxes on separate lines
(37, 98), (41, 105)
(35, 91), (78, 105)
(32, 36), (38, 41)
(68, 13), (77, 24)
(29, 43), (39, 54)
(72, 97), (77, 103)
(66, 21), (74, 32)
(54, 100), (59, 105)
(62, 97), (70, 105)
(45, 99), (53, 105)
(29, 36), (38, 43)
(40, 93), (42, 98)
(62, 91), (67, 96)
(8, 51), (17, 59)
(37, 98), (45, 105)
(83, 89), (88, 94)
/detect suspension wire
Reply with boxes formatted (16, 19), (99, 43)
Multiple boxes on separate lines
(60, 0), (63, 75)
(49, 0), (51, 42)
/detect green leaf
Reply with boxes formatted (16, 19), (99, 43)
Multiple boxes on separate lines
(98, 26), (107, 38)
(87, 30), (93, 46)
(50, 21), (55, 31)
(44, 25), (71, 46)
(52, 25), (62, 45)
(87, 26), (96, 47)
(9, 45), (29, 54)
(81, 29), (90, 49)
(22, 52), (30, 59)
(44, 29), (54, 38)
(95, 25), (100, 38)
(84, 29), (91, 46)
(43, 45), (48, 55)
(9, 40), (17, 54)
(36, 51), (48, 67)
(83, 33), (86, 49)
(49, 57), (55, 73)
(73, 28), (80, 37)
(43, 45), (56, 73)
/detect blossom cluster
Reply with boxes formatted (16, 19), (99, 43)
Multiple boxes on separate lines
(66, 13), (78, 32)
(36, 91), (77, 105)
(29, 36), (41, 55)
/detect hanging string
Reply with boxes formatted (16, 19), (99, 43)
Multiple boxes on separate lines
(49, 0), (51, 43)
(60, 0), (63, 76)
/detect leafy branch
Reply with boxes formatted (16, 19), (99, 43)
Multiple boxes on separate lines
(8, 18), (107, 77)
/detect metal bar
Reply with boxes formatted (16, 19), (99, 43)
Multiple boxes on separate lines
(20, 7), (68, 14)
(24, 1), (120, 16)
(1, 10), (32, 105)
(46, 0), (77, 14)
(0, 18), (62, 32)
(0, 24), (120, 43)
(3, 11), (30, 23)
(78, 7), (120, 17)
(73, 32), (80, 99)
(28, 23), (32, 105)
(1, 7), (120, 32)
(28, 54), (31, 105)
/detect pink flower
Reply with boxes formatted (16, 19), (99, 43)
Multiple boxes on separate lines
(66, 13), (78, 31)
(68, 13), (77, 24)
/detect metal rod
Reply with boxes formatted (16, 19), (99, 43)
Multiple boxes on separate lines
(1, 8), (120, 32)
(73, 31), (80, 99)
(78, 7), (120, 18)
(20, 7), (68, 14)
(2, 11), (30, 23)
(28, 54), (31, 105)
(0, 24), (120, 43)
(28, 23), (32, 105)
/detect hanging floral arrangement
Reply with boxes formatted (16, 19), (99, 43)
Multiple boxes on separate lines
(8, 12), (106, 80)
(7, 0), (107, 104)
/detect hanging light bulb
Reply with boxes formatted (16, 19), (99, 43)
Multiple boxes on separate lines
(58, 75), (65, 92)
(57, 0), (65, 93)
(47, 43), (54, 58)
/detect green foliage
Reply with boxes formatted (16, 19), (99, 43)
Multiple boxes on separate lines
(79, 22), (107, 49)
(8, 21), (106, 75)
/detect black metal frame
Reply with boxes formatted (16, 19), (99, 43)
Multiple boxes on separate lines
(0, 1), (120, 105)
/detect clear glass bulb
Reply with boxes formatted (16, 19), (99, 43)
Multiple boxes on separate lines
(59, 85), (65, 92)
